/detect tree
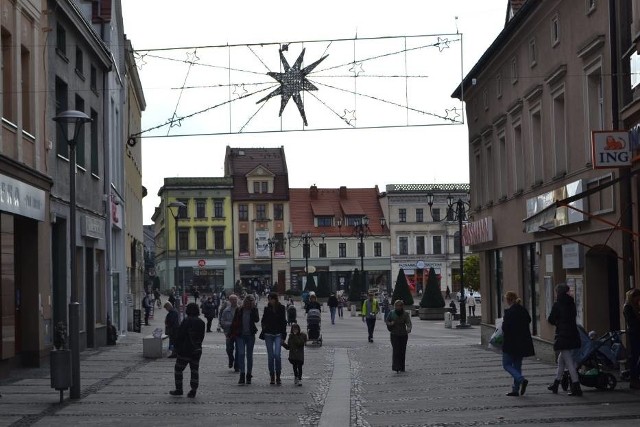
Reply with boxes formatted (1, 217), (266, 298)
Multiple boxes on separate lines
(391, 268), (414, 306)
(316, 272), (330, 298)
(420, 267), (445, 308)
(348, 269), (361, 302)
(305, 274), (317, 293)
(463, 255), (480, 292)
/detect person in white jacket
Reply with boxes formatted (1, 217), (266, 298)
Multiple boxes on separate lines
(467, 292), (477, 316)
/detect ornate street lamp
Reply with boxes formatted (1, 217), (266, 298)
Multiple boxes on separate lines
(53, 110), (92, 399)
(287, 231), (325, 291)
(168, 201), (186, 297)
(427, 192), (470, 328)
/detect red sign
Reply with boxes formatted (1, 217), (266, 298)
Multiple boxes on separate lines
(197, 259), (206, 267)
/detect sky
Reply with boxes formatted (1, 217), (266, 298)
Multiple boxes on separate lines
(120, 0), (508, 224)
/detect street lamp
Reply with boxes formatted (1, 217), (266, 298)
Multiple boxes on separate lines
(287, 231), (325, 291)
(338, 216), (386, 295)
(256, 236), (279, 287)
(168, 201), (186, 298)
(53, 109), (92, 400)
(427, 192), (470, 328)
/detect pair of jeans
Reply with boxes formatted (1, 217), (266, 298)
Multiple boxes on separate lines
(264, 333), (282, 374)
(329, 307), (336, 324)
(390, 334), (408, 371)
(502, 352), (524, 392)
(337, 306), (343, 318)
(226, 336), (238, 369)
(628, 335), (640, 381)
(366, 317), (376, 340)
(235, 334), (255, 374)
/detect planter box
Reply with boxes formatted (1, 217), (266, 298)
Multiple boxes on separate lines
(418, 307), (447, 320)
(468, 316), (481, 325)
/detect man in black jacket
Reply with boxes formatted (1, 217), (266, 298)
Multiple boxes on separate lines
(327, 293), (338, 325)
(169, 303), (206, 398)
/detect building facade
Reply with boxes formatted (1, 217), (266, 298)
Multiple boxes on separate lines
(453, 0), (626, 360)
(289, 186), (390, 295)
(153, 178), (235, 296)
(384, 184), (471, 295)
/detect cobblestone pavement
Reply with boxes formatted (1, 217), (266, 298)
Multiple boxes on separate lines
(1, 300), (639, 426)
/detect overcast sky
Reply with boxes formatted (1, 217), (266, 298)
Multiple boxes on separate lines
(120, 0), (507, 224)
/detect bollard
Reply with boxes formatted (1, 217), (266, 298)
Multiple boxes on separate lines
(444, 312), (453, 329)
(350, 305), (357, 316)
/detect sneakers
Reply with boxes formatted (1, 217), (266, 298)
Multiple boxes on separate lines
(187, 389), (196, 398)
(506, 391), (519, 397)
(169, 390), (183, 396)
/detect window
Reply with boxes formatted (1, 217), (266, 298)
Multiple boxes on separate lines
(496, 73), (502, 98)
(399, 237), (408, 255)
(55, 77), (68, 157)
(239, 204), (248, 221)
(474, 147), (483, 208)
(1, 28), (14, 123)
(275, 233), (285, 252)
(214, 199), (224, 218)
(482, 88), (488, 110)
(177, 200), (188, 218)
(485, 144), (494, 202)
(552, 88), (566, 177)
(529, 38), (537, 67)
(214, 229), (225, 250)
(399, 208), (407, 223)
(56, 24), (66, 57)
(75, 95), (85, 167)
(262, 181), (268, 193)
(432, 208), (441, 222)
(374, 242), (382, 257)
(319, 243), (327, 258)
(498, 132), (507, 198)
(178, 229), (188, 250)
(446, 206), (454, 221)
(416, 236), (425, 255)
(531, 107), (543, 185)
(21, 45), (32, 133)
(75, 47), (84, 75)
(274, 203), (283, 220)
(433, 236), (442, 255)
(453, 231), (461, 254)
(90, 110), (99, 174)
(551, 15), (560, 46)
(196, 229), (207, 250)
(253, 181), (269, 193)
(239, 233), (249, 253)
(513, 121), (524, 193)
(196, 199), (206, 218)
(339, 243), (346, 258)
(358, 242), (365, 258)
(90, 65), (97, 92)
(511, 57), (518, 84)
(416, 208), (423, 223)
(253, 182), (260, 193)
(256, 204), (266, 220)
(587, 174), (614, 213)
(585, 62), (604, 163)
(317, 216), (332, 227)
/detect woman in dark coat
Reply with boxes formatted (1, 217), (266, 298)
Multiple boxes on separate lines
(623, 288), (640, 389)
(231, 295), (259, 385)
(501, 291), (535, 396)
(547, 283), (582, 396)
(261, 292), (288, 385)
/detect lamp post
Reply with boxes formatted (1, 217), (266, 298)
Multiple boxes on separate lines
(287, 231), (325, 291)
(427, 193), (470, 328)
(256, 236), (278, 288)
(53, 110), (92, 400)
(168, 201), (186, 298)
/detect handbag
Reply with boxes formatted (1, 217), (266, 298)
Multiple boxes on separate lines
(488, 319), (504, 348)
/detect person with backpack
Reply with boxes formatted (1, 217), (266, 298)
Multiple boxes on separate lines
(169, 303), (205, 398)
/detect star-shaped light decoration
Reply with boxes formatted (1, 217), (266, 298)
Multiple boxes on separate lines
(257, 48), (328, 126)
(186, 50), (200, 64)
(232, 84), (248, 98)
(436, 37), (450, 52)
(444, 107), (461, 122)
(340, 109), (356, 126)
(168, 113), (183, 128)
(134, 52), (147, 70)
(349, 62), (365, 77)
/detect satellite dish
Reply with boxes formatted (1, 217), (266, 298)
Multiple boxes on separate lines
(306, 266), (316, 274)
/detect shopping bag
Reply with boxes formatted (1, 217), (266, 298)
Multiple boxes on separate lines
(488, 318), (503, 349)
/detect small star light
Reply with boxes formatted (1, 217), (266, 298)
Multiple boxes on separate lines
(169, 113), (183, 128)
(341, 109), (356, 126)
(257, 48), (329, 126)
(233, 84), (248, 98)
(436, 37), (450, 52)
(134, 52), (147, 70)
(349, 62), (365, 77)
(444, 107), (461, 122)
(186, 50), (200, 64)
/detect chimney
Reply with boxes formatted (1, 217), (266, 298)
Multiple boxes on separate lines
(339, 186), (347, 199)
(310, 185), (318, 199)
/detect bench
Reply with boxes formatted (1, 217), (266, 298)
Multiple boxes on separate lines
(143, 334), (169, 358)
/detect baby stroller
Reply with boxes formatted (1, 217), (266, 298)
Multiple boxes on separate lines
(561, 325), (626, 391)
(306, 308), (322, 346)
(287, 304), (297, 325)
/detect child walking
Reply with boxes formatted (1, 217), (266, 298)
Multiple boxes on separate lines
(284, 323), (307, 386)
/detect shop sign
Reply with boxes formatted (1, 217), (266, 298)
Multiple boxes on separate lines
(81, 215), (105, 239)
(592, 131), (631, 168)
(463, 217), (493, 245)
(0, 173), (45, 221)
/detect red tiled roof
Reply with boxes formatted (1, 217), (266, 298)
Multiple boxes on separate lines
(289, 186), (388, 237)
(224, 146), (289, 200)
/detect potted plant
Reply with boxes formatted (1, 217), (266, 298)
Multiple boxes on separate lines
(418, 268), (447, 320)
(391, 268), (414, 314)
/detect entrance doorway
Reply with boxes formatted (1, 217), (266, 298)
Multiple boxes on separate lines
(585, 245), (620, 334)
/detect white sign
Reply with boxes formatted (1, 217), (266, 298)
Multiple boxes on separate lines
(592, 131), (631, 168)
(545, 254), (553, 273)
(0, 173), (46, 221)
(562, 243), (582, 269)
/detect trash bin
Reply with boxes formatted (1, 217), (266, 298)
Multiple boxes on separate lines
(444, 312), (453, 329)
(50, 349), (71, 402)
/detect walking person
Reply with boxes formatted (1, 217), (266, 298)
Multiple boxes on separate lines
(220, 294), (239, 371)
(305, 292), (321, 313)
(284, 323), (307, 385)
(362, 292), (379, 343)
(623, 288), (640, 389)
(467, 291), (476, 316)
(164, 302), (180, 358)
(142, 292), (152, 326)
(327, 293), (338, 325)
(502, 291), (535, 396)
(169, 303), (205, 398)
(547, 283), (583, 396)
(337, 294), (344, 318)
(262, 292), (288, 385)
(385, 300), (412, 372)
(231, 295), (259, 385)
(201, 296), (215, 333)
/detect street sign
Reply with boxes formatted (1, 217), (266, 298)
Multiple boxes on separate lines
(198, 259), (206, 267)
